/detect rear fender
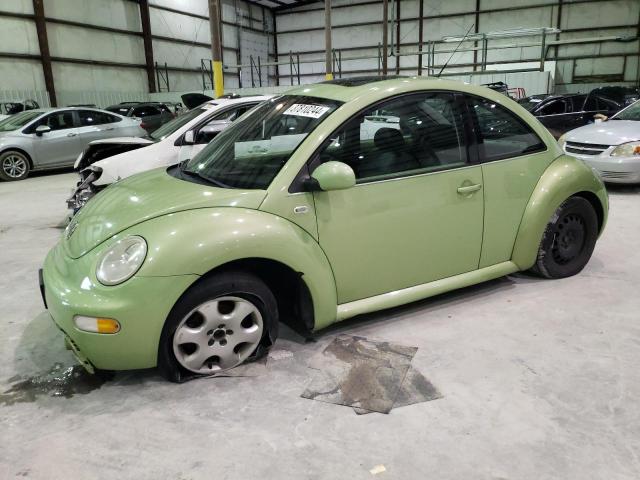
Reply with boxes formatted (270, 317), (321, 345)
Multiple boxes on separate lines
(511, 155), (608, 270)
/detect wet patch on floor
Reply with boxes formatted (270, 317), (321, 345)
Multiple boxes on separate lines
(301, 335), (418, 414)
(0, 363), (107, 406)
(354, 365), (442, 415)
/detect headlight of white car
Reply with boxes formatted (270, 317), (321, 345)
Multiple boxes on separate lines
(557, 133), (567, 150)
(96, 236), (147, 286)
(611, 141), (640, 157)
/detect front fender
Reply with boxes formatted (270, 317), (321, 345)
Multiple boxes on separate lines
(511, 155), (608, 270)
(131, 208), (338, 329)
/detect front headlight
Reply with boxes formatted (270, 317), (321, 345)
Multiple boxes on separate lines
(558, 134), (567, 150)
(611, 141), (640, 157)
(96, 236), (147, 286)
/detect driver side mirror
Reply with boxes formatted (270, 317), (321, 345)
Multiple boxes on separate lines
(35, 125), (51, 136)
(183, 130), (195, 145)
(196, 122), (228, 144)
(307, 161), (356, 192)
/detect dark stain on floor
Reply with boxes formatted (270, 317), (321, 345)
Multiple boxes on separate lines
(0, 363), (106, 406)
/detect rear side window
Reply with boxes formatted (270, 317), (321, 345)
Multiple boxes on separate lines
(78, 110), (120, 126)
(538, 99), (567, 115)
(133, 106), (160, 117)
(467, 95), (546, 162)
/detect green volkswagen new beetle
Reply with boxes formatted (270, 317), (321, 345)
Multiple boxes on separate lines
(41, 77), (608, 381)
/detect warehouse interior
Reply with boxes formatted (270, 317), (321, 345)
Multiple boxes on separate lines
(1, 0), (640, 479)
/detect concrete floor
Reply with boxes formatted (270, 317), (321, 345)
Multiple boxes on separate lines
(1, 172), (640, 480)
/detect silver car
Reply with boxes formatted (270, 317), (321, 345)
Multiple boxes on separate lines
(0, 108), (146, 181)
(558, 100), (640, 184)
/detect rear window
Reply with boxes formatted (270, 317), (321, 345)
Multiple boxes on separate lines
(107, 106), (131, 115)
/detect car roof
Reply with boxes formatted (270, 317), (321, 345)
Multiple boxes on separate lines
(282, 76), (532, 103)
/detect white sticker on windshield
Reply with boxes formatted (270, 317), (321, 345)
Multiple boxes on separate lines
(283, 104), (330, 119)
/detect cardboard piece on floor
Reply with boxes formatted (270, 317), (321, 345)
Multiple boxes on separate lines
(353, 365), (443, 415)
(301, 335), (417, 414)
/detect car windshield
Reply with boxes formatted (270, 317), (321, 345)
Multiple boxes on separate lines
(183, 95), (342, 189)
(517, 97), (545, 111)
(150, 107), (209, 141)
(611, 100), (640, 121)
(0, 110), (43, 132)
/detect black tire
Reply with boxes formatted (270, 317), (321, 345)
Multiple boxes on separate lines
(0, 150), (31, 181)
(158, 271), (278, 383)
(531, 196), (599, 279)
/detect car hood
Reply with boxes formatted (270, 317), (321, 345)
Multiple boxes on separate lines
(64, 168), (267, 259)
(565, 120), (640, 145)
(90, 136), (154, 146)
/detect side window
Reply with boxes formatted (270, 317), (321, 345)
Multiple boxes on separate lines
(538, 99), (567, 115)
(468, 96), (546, 162)
(133, 106), (160, 117)
(78, 110), (115, 126)
(317, 92), (468, 182)
(37, 111), (76, 131)
(584, 95), (598, 111)
(105, 113), (122, 123)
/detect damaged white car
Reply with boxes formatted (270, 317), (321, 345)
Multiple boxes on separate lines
(67, 95), (270, 213)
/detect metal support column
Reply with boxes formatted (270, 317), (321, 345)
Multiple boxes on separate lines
(382, 0), (388, 75)
(207, 0), (224, 98)
(395, 0), (400, 74)
(32, 0), (56, 106)
(325, 0), (333, 80)
(139, 0), (156, 93)
(417, 0), (424, 75)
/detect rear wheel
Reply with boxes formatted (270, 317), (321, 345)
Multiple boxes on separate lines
(158, 271), (278, 382)
(531, 196), (599, 279)
(0, 150), (30, 181)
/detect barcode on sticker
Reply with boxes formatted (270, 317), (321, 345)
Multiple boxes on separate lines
(283, 104), (330, 119)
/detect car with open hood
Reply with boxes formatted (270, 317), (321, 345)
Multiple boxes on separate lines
(41, 77), (608, 382)
(67, 95), (270, 213)
(558, 99), (640, 184)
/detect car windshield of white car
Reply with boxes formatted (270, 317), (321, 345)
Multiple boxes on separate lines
(183, 96), (343, 189)
(611, 101), (640, 121)
(0, 111), (43, 132)
(150, 107), (208, 141)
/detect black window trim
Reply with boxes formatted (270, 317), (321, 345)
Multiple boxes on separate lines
(464, 93), (547, 164)
(289, 90), (478, 193)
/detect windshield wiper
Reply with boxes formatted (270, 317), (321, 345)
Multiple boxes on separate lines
(180, 162), (230, 188)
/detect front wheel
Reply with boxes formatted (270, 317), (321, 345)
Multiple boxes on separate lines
(0, 150), (31, 181)
(531, 196), (599, 279)
(158, 271), (278, 382)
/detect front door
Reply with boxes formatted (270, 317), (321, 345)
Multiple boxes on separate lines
(311, 92), (484, 304)
(31, 110), (82, 167)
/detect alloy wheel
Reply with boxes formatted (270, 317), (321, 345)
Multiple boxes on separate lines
(2, 153), (28, 179)
(172, 296), (264, 374)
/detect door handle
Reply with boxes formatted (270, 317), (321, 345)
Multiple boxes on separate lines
(67, 132), (77, 137)
(457, 183), (482, 195)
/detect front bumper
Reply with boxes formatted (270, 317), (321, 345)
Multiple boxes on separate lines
(42, 242), (198, 371)
(570, 153), (640, 184)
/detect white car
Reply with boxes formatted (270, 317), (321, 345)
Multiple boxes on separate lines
(559, 100), (640, 184)
(67, 95), (270, 212)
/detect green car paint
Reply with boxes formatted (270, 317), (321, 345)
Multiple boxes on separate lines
(42, 77), (608, 372)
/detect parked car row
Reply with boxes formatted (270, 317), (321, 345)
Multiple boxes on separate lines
(39, 77), (608, 382)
